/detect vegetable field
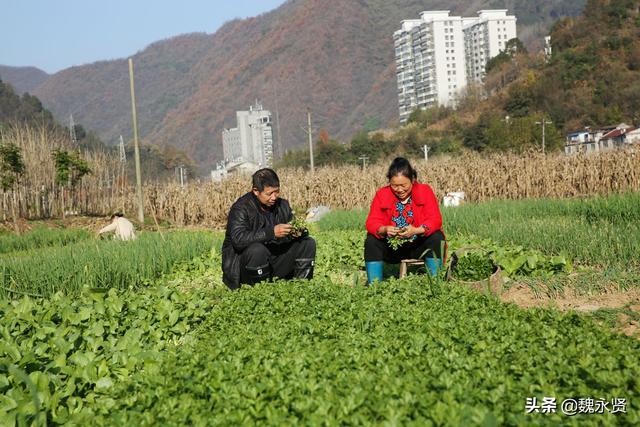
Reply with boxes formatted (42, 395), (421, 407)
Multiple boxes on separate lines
(1, 193), (639, 425)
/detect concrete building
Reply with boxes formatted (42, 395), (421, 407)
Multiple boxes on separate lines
(222, 101), (274, 167)
(463, 10), (518, 84)
(394, 9), (517, 123)
(394, 11), (467, 123)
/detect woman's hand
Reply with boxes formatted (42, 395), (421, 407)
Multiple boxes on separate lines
(378, 225), (400, 237)
(398, 225), (423, 239)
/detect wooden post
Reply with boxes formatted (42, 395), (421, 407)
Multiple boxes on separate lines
(129, 58), (144, 223)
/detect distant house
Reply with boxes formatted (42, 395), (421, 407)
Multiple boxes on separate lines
(210, 167), (228, 183)
(226, 161), (260, 176)
(564, 123), (635, 154)
(625, 128), (640, 144)
(599, 127), (633, 149)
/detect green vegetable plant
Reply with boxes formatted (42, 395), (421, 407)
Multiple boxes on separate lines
(289, 215), (309, 239)
(387, 227), (408, 250)
(451, 249), (495, 281)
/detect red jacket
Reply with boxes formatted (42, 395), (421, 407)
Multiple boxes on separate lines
(365, 182), (443, 238)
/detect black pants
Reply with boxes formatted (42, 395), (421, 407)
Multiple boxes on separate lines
(240, 237), (316, 283)
(364, 230), (446, 263)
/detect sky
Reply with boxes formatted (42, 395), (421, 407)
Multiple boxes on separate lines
(1, 0), (286, 74)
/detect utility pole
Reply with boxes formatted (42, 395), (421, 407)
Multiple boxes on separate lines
(128, 58), (144, 223)
(176, 165), (187, 188)
(69, 114), (77, 145)
(273, 84), (283, 159)
(422, 144), (430, 162)
(307, 108), (315, 173)
(358, 155), (369, 171)
(118, 135), (126, 214)
(535, 119), (553, 155)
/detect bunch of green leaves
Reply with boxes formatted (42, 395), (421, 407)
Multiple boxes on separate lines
(289, 215), (309, 239)
(387, 228), (409, 250)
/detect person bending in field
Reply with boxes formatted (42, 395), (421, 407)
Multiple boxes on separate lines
(364, 157), (446, 284)
(222, 168), (316, 290)
(97, 212), (137, 241)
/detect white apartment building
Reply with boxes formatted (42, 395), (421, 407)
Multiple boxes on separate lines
(395, 9), (517, 123)
(222, 101), (274, 167)
(394, 11), (467, 123)
(464, 10), (517, 84)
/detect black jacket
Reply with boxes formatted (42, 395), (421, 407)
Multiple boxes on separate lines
(222, 192), (293, 289)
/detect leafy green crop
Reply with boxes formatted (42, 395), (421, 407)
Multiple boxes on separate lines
(0, 229), (638, 425)
(73, 280), (640, 425)
(449, 237), (572, 279)
(289, 215), (309, 239)
(0, 283), (224, 425)
(452, 250), (495, 281)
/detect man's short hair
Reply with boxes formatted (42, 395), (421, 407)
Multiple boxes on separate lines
(252, 168), (280, 191)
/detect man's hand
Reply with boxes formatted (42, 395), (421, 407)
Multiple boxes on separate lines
(274, 224), (293, 238)
(398, 225), (422, 238)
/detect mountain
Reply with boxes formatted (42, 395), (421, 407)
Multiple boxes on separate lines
(19, 0), (584, 172)
(0, 65), (49, 95)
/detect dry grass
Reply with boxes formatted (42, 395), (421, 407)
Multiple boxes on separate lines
(2, 125), (640, 227)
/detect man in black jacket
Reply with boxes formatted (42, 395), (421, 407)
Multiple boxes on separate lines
(222, 168), (316, 290)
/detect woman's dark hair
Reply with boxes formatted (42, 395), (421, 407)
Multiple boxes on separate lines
(252, 168), (280, 191)
(110, 212), (124, 220)
(386, 157), (417, 181)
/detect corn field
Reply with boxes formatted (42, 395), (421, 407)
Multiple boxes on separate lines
(2, 125), (640, 227)
(0, 125), (123, 221)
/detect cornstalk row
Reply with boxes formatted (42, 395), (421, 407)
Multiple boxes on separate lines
(3, 126), (640, 227)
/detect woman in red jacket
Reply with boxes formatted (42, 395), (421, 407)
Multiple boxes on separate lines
(364, 157), (445, 284)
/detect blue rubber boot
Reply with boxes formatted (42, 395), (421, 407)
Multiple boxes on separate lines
(365, 261), (384, 284)
(424, 258), (443, 277)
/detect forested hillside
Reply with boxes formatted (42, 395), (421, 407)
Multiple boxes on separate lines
(0, 0), (583, 172)
(285, 0), (640, 167)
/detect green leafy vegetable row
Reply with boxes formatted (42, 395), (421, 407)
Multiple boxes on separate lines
(0, 227), (91, 255)
(4, 278), (630, 426)
(0, 232), (217, 297)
